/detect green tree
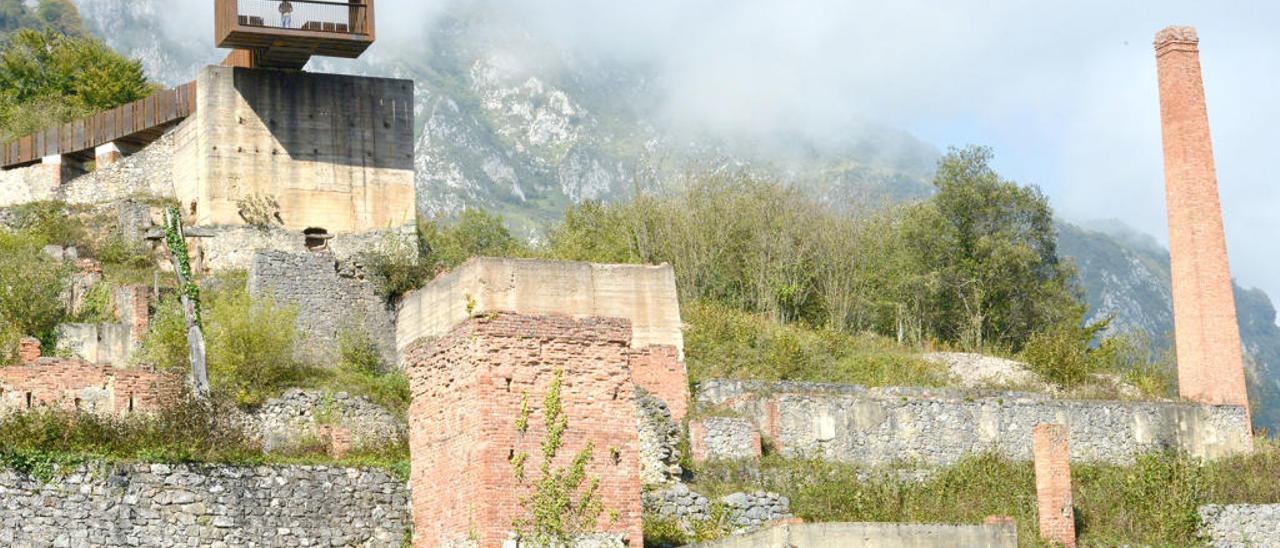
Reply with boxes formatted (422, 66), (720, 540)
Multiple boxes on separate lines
(0, 28), (151, 140)
(0, 229), (68, 350)
(899, 146), (1083, 350)
(419, 208), (528, 269)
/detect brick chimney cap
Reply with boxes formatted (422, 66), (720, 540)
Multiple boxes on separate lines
(1155, 26), (1198, 47)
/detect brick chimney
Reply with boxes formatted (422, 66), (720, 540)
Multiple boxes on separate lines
(1154, 26), (1250, 415)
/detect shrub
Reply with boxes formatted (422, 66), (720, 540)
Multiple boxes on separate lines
(134, 293), (190, 371)
(363, 232), (432, 302)
(205, 285), (316, 407)
(419, 209), (528, 269)
(5, 201), (86, 248)
(328, 327), (410, 415)
(1020, 318), (1112, 387)
(0, 228), (68, 348)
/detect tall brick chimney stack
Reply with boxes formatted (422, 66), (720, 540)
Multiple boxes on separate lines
(1154, 27), (1250, 414)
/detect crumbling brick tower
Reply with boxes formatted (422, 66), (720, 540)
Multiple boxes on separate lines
(1154, 26), (1250, 413)
(404, 313), (643, 547)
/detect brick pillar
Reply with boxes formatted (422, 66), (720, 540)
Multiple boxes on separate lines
(404, 313), (643, 547)
(1033, 424), (1076, 548)
(1154, 26), (1250, 415)
(18, 337), (41, 364)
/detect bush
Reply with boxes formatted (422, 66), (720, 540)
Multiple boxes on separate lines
(1020, 318), (1112, 387)
(419, 209), (529, 269)
(205, 285), (316, 407)
(134, 293), (190, 371)
(363, 232), (432, 302)
(328, 327), (410, 415)
(0, 228), (68, 348)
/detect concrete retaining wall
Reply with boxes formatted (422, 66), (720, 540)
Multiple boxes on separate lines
(0, 463), (408, 547)
(1199, 504), (1280, 547)
(697, 381), (1252, 466)
(687, 522), (1017, 548)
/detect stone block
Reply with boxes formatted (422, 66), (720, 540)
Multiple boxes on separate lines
(689, 417), (762, 463)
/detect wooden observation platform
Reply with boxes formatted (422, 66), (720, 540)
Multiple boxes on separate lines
(216, 0), (375, 69)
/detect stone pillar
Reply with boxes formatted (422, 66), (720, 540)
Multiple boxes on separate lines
(1154, 26), (1250, 414)
(18, 337), (41, 364)
(1033, 424), (1076, 548)
(404, 313), (643, 547)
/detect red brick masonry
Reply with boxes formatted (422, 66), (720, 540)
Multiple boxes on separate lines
(1154, 26), (1250, 414)
(404, 313), (643, 547)
(628, 345), (689, 422)
(0, 358), (181, 415)
(1033, 424), (1076, 548)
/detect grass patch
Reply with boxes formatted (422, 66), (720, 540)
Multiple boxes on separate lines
(677, 441), (1280, 547)
(684, 300), (951, 389)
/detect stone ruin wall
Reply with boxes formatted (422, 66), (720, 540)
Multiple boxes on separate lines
(0, 462), (409, 548)
(403, 313), (643, 547)
(248, 250), (398, 366)
(1199, 504), (1280, 547)
(697, 380), (1252, 466)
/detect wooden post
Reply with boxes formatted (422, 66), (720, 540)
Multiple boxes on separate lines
(163, 208), (210, 398)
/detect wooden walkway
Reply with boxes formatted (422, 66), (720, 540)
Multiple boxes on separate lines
(1, 81), (197, 169)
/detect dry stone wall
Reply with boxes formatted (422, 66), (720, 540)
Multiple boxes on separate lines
(0, 463), (409, 547)
(1199, 504), (1280, 547)
(697, 381), (1251, 466)
(248, 250), (397, 365)
(247, 389), (405, 451)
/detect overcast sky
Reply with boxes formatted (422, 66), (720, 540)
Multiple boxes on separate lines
(164, 0), (1280, 310)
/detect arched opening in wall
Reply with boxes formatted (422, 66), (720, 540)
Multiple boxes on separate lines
(26, 392), (33, 409)
(304, 227), (332, 252)
(74, 397), (82, 411)
(128, 394), (135, 413)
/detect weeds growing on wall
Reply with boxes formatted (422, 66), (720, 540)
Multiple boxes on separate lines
(512, 370), (607, 544)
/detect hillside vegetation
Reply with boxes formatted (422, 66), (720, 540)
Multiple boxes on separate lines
(0, 0), (151, 141)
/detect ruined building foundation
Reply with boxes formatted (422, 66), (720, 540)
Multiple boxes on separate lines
(172, 66), (416, 233)
(1154, 26), (1250, 414)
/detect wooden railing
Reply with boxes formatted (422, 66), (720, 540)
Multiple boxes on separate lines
(216, 0), (373, 39)
(1, 82), (197, 169)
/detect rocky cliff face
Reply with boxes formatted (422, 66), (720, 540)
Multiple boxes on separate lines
(72, 0), (1280, 431)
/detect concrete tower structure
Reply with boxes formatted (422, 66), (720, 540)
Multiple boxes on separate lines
(1153, 26), (1250, 413)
